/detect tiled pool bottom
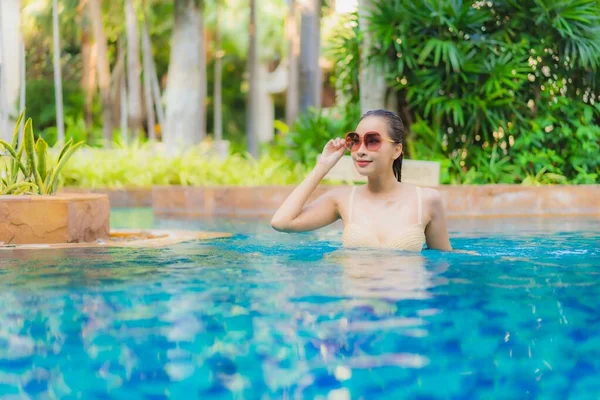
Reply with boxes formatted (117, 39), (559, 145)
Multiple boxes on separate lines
(0, 209), (598, 399)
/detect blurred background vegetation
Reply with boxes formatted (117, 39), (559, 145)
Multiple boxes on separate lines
(1, 0), (598, 187)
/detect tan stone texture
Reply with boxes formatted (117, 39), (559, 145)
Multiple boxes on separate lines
(0, 194), (110, 244)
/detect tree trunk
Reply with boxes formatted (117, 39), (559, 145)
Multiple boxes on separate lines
(18, 39), (25, 141)
(299, 0), (321, 112)
(120, 70), (128, 144)
(0, 0), (22, 141)
(246, 0), (259, 157)
(140, 0), (164, 136)
(110, 36), (126, 130)
(117, 36), (128, 144)
(164, 0), (205, 153)
(213, 0), (223, 142)
(149, 53), (165, 135)
(0, 1), (7, 141)
(88, 0), (113, 145)
(199, 2), (207, 144)
(80, 0), (97, 130)
(358, 0), (386, 113)
(52, 0), (65, 145)
(125, 0), (143, 136)
(286, 0), (299, 125)
(142, 21), (155, 141)
(257, 62), (287, 144)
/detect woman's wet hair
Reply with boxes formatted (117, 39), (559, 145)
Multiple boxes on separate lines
(359, 109), (406, 182)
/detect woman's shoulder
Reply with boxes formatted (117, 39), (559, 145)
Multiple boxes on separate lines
(403, 184), (443, 206)
(416, 186), (445, 216)
(421, 186), (443, 203)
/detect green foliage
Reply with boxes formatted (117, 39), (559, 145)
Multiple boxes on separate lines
(325, 11), (361, 114)
(408, 95), (600, 185)
(511, 92), (600, 181)
(321, 0), (600, 184)
(0, 113), (84, 195)
(278, 104), (361, 167)
(23, 79), (103, 146)
(61, 141), (310, 188)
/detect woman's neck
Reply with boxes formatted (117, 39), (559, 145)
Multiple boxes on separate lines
(367, 172), (399, 195)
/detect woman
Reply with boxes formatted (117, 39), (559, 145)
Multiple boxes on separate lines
(271, 109), (452, 251)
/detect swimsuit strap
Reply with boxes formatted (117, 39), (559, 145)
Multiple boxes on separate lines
(416, 186), (423, 225)
(348, 186), (358, 223)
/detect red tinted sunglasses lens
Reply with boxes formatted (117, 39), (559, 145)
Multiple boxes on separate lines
(364, 133), (383, 151)
(345, 133), (360, 151)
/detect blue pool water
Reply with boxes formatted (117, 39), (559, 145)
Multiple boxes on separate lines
(1, 208), (599, 399)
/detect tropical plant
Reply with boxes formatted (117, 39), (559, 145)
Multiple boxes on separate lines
(320, 0), (600, 184)
(0, 113), (84, 195)
(60, 140), (311, 188)
(279, 104), (361, 166)
(324, 10), (361, 117)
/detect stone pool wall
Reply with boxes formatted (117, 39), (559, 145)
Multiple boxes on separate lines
(60, 185), (600, 219)
(0, 193), (110, 244)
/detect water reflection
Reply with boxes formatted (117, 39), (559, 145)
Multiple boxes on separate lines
(327, 250), (448, 300)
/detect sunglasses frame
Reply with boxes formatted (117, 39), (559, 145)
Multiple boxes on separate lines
(345, 131), (400, 152)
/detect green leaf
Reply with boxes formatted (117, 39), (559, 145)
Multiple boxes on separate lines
(11, 111), (24, 149)
(23, 119), (36, 177)
(23, 119), (45, 194)
(44, 166), (54, 190)
(418, 39), (438, 64)
(1, 182), (38, 195)
(56, 138), (74, 164)
(47, 141), (84, 194)
(0, 140), (28, 178)
(35, 137), (49, 182)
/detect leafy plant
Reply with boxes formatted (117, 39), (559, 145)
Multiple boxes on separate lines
(280, 104), (361, 167)
(521, 167), (568, 186)
(0, 113), (84, 195)
(325, 11), (361, 115)
(323, 0), (600, 184)
(61, 141), (311, 188)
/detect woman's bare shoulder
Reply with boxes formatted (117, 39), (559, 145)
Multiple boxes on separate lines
(399, 183), (441, 201)
(420, 186), (444, 205)
(419, 187), (446, 221)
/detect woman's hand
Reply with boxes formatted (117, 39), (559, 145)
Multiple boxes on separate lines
(317, 137), (347, 170)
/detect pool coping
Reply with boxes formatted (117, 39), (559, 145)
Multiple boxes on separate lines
(0, 229), (232, 250)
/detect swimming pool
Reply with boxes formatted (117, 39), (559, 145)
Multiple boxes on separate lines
(1, 208), (599, 399)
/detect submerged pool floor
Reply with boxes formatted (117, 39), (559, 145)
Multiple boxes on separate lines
(0, 209), (598, 399)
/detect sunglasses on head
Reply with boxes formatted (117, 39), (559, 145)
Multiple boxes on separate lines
(344, 131), (400, 152)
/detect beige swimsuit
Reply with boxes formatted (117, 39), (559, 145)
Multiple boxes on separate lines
(342, 186), (426, 251)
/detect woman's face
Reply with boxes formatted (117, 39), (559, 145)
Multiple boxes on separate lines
(350, 116), (403, 178)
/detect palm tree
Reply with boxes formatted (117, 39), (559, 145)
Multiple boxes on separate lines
(19, 39), (25, 140)
(357, 0), (386, 113)
(299, 0), (321, 112)
(141, 4), (155, 141)
(213, 0), (223, 144)
(0, 0), (22, 142)
(78, 0), (96, 130)
(164, 0), (206, 153)
(118, 37), (128, 142)
(52, 0), (65, 145)
(246, 0), (259, 157)
(88, 0), (113, 144)
(141, 9), (164, 137)
(125, 0), (143, 135)
(0, 0), (8, 142)
(285, 0), (299, 125)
